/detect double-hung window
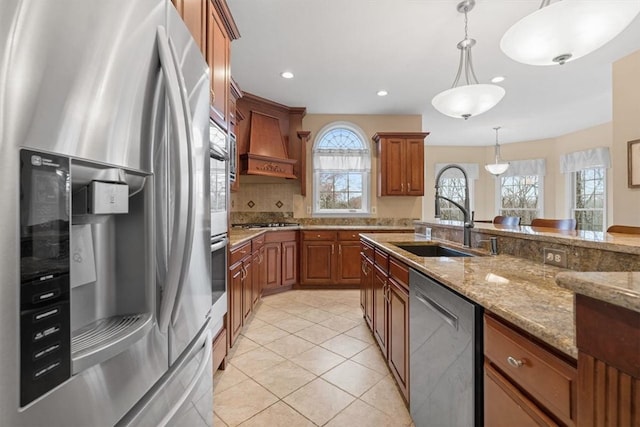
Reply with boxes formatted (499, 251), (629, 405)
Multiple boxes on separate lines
(496, 159), (546, 225)
(313, 123), (371, 215)
(561, 148), (610, 232)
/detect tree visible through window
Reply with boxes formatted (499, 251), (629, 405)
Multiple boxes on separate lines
(438, 177), (467, 221)
(313, 125), (370, 214)
(499, 175), (540, 225)
(573, 167), (605, 231)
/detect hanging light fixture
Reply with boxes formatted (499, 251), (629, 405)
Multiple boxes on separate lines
(485, 127), (509, 176)
(501, 0), (640, 66)
(432, 0), (506, 120)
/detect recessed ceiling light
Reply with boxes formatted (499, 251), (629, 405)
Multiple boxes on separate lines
(281, 71), (294, 79)
(491, 76), (506, 83)
(377, 90), (388, 97)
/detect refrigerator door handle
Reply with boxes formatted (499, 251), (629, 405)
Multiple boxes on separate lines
(156, 26), (190, 333)
(167, 37), (197, 327)
(157, 329), (212, 427)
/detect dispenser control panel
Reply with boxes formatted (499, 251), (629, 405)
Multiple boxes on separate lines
(19, 150), (71, 407)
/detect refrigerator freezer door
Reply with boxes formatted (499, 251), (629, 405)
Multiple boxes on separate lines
(1, 0), (170, 425)
(165, 5), (213, 364)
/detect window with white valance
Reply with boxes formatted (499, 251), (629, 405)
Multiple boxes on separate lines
(313, 123), (371, 215)
(561, 148), (610, 232)
(496, 158), (546, 225)
(434, 163), (478, 221)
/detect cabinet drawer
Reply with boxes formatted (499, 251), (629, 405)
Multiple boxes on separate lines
(484, 315), (576, 426)
(361, 241), (374, 260)
(252, 236), (265, 251)
(230, 242), (251, 265)
(374, 249), (389, 272)
(337, 230), (360, 241)
(302, 230), (336, 241)
(265, 230), (297, 243)
(389, 257), (409, 290)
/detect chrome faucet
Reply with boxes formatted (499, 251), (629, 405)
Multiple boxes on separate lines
(434, 164), (474, 247)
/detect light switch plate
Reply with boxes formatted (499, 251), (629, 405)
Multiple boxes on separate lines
(543, 248), (568, 268)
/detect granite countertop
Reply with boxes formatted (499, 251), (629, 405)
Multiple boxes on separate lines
(556, 271), (640, 313)
(229, 225), (413, 248)
(421, 219), (640, 255)
(361, 233), (577, 358)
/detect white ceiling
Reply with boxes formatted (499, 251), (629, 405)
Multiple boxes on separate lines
(227, 0), (640, 146)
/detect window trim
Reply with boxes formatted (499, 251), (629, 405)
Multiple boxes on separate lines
(495, 174), (544, 225)
(312, 122), (371, 216)
(569, 166), (607, 232)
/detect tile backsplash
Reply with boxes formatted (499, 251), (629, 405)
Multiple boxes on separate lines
(231, 181), (297, 212)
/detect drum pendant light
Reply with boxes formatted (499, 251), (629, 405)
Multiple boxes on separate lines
(485, 127), (509, 176)
(501, 0), (640, 66)
(432, 0), (506, 120)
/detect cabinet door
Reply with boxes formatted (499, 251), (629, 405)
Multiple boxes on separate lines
(485, 363), (558, 427)
(383, 139), (406, 195)
(364, 257), (374, 331)
(360, 253), (366, 311)
(229, 261), (243, 347)
(263, 243), (281, 290)
(252, 248), (263, 308)
(281, 240), (297, 287)
(207, 1), (229, 129)
(242, 257), (253, 323)
(337, 241), (362, 285)
(406, 139), (424, 196)
(373, 266), (388, 357)
(388, 278), (409, 401)
(301, 241), (334, 284)
(171, 0), (206, 54)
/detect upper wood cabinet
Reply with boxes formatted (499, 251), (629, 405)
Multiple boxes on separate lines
(373, 132), (429, 196)
(171, 0), (207, 53)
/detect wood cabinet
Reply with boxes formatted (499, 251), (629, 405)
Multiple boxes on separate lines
(484, 314), (577, 426)
(372, 132), (429, 196)
(262, 231), (297, 294)
(228, 257), (244, 347)
(300, 230), (362, 286)
(360, 242), (374, 330)
(387, 258), (409, 401)
(574, 294), (640, 427)
(171, 0), (207, 54)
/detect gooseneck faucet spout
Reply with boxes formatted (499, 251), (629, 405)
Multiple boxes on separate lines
(434, 164), (474, 247)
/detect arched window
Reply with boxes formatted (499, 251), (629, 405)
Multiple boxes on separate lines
(313, 123), (371, 215)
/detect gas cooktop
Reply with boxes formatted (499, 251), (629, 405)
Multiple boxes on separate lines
(232, 222), (300, 229)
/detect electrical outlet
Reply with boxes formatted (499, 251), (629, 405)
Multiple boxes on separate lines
(543, 248), (568, 268)
(372, 206), (377, 214)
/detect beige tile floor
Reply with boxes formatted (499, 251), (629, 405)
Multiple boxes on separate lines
(213, 290), (414, 426)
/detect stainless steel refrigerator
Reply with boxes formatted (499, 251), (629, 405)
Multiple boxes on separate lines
(0, 1), (214, 426)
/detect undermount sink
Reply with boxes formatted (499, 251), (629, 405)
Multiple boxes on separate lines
(393, 244), (474, 258)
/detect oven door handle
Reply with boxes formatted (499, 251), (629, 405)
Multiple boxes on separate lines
(210, 237), (228, 253)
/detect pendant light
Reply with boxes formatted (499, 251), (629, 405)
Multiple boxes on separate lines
(432, 0), (506, 120)
(501, 0), (640, 66)
(485, 127), (509, 176)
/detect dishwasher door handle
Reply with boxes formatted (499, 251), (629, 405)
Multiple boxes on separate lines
(416, 292), (458, 330)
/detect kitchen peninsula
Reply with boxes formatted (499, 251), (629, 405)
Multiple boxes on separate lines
(361, 221), (639, 426)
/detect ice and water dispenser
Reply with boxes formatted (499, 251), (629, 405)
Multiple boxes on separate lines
(20, 150), (154, 406)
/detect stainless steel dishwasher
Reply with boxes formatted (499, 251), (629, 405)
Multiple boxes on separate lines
(409, 269), (483, 427)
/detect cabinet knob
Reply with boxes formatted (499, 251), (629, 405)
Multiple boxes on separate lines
(507, 356), (524, 368)
(317, 234), (321, 237)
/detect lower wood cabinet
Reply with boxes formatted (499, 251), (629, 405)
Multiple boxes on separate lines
(484, 314), (577, 426)
(228, 258), (244, 347)
(262, 231), (297, 294)
(360, 248), (374, 330)
(301, 230), (362, 286)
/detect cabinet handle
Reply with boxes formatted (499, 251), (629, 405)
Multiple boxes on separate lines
(332, 244), (335, 255)
(361, 260), (366, 274)
(407, 182), (411, 192)
(240, 266), (246, 280)
(401, 183), (404, 192)
(317, 234), (321, 238)
(339, 244), (342, 255)
(507, 356), (524, 368)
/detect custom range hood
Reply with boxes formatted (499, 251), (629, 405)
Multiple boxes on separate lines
(240, 111), (297, 179)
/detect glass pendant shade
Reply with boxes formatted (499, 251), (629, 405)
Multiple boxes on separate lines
(501, 1), (640, 66)
(485, 127), (509, 176)
(431, 0), (505, 120)
(432, 84), (506, 120)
